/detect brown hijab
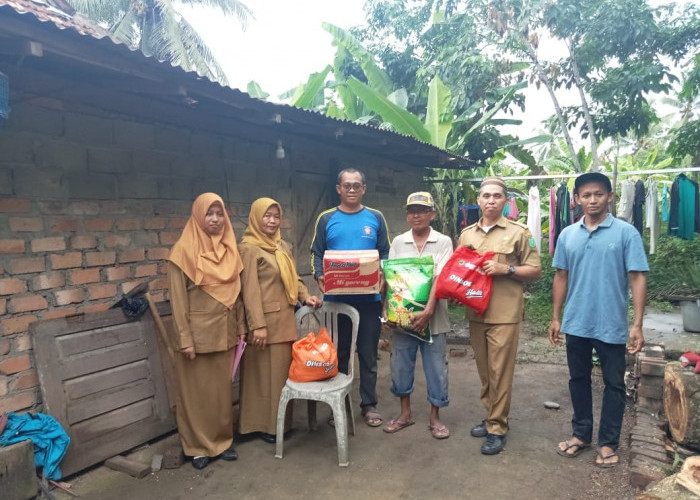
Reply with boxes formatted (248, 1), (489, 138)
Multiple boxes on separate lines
(169, 193), (244, 309)
(241, 198), (299, 306)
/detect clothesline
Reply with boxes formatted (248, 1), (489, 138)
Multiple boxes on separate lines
(426, 167), (700, 183)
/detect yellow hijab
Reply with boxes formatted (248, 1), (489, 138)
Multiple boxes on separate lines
(242, 198), (299, 306)
(169, 193), (244, 309)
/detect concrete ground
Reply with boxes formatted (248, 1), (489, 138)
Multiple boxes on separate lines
(51, 325), (648, 500)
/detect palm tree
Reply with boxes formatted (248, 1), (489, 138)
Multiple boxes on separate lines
(66, 0), (252, 85)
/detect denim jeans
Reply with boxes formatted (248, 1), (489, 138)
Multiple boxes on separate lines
(565, 334), (627, 449)
(389, 332), (449, 408)
(337, 301), (382, 410)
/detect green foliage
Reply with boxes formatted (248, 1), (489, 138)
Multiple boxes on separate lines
(66, 0), (252, 85)
(647, 234), (700, 300)
(524, 254), (555, 333)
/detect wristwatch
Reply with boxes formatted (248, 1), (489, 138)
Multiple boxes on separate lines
(508, 265), (516, 275)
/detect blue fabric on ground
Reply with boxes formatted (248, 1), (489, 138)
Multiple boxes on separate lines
(0, 412), (70, 479)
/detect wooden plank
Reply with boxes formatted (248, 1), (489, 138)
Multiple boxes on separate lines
(104, 456), (151, 479)
(31, 306), (176, 477)
(57, 325), (142, 357)
(64, 361), (149, 401)
(60, 342), (149, 380)
(71, 399), (154, 443)
(66, 380), (155, 425)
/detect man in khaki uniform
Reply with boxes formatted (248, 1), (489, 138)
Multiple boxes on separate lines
(458, 177), (541, 455)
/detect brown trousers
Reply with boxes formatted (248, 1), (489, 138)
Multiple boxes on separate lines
(468, 321), (520, 435)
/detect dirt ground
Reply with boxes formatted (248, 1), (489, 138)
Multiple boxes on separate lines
(48, 321), (644, 500)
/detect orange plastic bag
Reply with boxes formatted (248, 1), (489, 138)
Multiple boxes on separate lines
(288, 328), (339, 383)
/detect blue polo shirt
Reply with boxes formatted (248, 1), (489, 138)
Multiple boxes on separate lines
(552, 214), (649, 344)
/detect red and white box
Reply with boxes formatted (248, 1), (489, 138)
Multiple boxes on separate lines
(323, 250), (380, 294)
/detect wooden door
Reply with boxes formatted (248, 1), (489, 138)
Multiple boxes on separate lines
(31, 307), (176, 477)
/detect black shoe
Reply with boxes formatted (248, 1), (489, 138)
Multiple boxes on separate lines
(219, 446), (238, 461)
(259, 432), (276, 444)
(481, 433), (506, 455)
(192, 456), (211, 469)
(470, 421), (487, 438)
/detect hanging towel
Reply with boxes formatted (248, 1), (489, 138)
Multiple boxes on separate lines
(632, 179), (645, 235)
(549, 186), (556, 255)
(506, 197), (519, 220)
(661, 183), (669, 222)
(527, 186), (542, 253)
(646, 180), (659, 254)
(617, 179), (635, 223)
(0, 412), (70, 480)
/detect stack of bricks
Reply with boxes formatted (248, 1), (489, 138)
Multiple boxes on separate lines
(636, 345), (667, 415)
(629, 345), (670, 489)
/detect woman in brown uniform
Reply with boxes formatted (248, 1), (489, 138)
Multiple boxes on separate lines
(168, 192), (246, 470)
(239, 197), (321, 443)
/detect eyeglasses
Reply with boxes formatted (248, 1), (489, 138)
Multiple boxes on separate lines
(340, 183), (364, 192)
(406, 207), (433, 215)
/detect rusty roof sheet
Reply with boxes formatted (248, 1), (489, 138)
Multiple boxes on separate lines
(0, 0), (112, 38)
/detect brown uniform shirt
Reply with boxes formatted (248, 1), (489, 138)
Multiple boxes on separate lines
(168, 263), (246, 352)
(239, 241), (310, 344)
(458, 216), (541, 324)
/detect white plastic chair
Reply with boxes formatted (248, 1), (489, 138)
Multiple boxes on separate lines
(275, 302), (359, 467)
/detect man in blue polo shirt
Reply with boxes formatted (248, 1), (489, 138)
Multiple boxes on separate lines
(549, 172), (648, 468)
(311, 168), (391, 427)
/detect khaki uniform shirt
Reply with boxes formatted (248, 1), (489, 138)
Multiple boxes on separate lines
(239, 241), (310, 344)
(168, 263), (246, 353)
(458, 216), (541, 324)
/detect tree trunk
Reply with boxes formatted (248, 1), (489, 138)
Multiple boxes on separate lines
(528, 48), (582, 172)
(567, 39), (599, 172)
(664, 361), (700, 449)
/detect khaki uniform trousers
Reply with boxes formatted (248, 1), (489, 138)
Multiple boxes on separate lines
(469, 321), (520, 435)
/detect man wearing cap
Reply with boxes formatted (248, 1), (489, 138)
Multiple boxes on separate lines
(458, 176), (542, 455)
(382, 192), (454, 439)
(311, 168), (391, 427)
(549, 172), (647, 467)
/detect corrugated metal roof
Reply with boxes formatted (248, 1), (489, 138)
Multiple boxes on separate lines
(0, 0), (474, 169)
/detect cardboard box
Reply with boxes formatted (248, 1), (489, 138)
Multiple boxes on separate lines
(323, 250), (380, 294)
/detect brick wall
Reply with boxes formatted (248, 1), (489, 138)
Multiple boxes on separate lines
(0, 93), (422, 413)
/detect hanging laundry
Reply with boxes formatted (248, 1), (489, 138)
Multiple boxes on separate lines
(549, 186), (556, 255)
(617, 179), (635, 223)
(554, 181), (571, 245)
(0, 412), (70, 480)
(527, 186), (542, 253)
(457, 204), (480, 233)
(632, 179), (645, 235)
(645, 179), (659, 254)
(661, 183), (670, 222)
(669, 173), (699, 240)
(505, 197), (519, 220)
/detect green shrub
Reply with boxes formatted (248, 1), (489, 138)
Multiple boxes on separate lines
(647, 234), (700, 300)
(524, 254), (554, 335)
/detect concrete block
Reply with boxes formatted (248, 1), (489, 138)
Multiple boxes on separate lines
(640, 359), (667, 377)
(162, 445), (184, 469)
(640, 375), (665, 388)
(11, 102), (63, 136)
(0, 168), (11, 195)
(637, 396), (664, 413)
(88, 148), (132, 174)
(0, 133), (34, 162)
(638, 384), (664, 399)
(66, 173), (116, 200)
(190, 133), (222, 158)
(155, 125), (189, 154)
(157, 178), (192, 200)
(14, 166), (65, 198)
(118, 174), (159, 199)
(64, 112), (113, 145)
(114, 120), (155, 150)
(0, 439), (37, 500)
(34, 139), (87, 172)
(643, 345), (665, 358)
(132, 150), (173, 175)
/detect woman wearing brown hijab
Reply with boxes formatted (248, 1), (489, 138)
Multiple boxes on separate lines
(168, 193), (246, 470)
(239, 197), (321, 443)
